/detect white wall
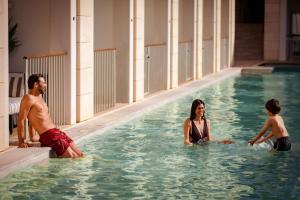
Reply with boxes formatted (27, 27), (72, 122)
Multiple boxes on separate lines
(94, 0), (114, 49)
(114, 0), (130, 103)
(221, 0), (229, 38)
(144, 0), (168, 93)
(49, 0), (70, 53)
(179, 0), (194, 42)
(144, 0), (167, 45)
(0, 0), (9, 151)
(221, 0), (229, 69)
(202, 0), (214, 75)
(8, 0), (70, 72)
(94, 0), (132, 103)
(203, 0), (213, 39)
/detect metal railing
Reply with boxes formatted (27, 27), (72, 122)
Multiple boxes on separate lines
(178, 41), (193, 85)
(202, 39), (214, 76)
(144, 43), (167, 95)
(24, 52), (67, 126)
(221, 38), (228, 69)
(94, 48), (116, 113)
(287, 36), (300, 60)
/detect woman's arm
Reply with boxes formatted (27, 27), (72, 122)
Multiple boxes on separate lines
(249, 119), (271, 145)
(183, 119), (192, 145)
(206, 119), (213, 141)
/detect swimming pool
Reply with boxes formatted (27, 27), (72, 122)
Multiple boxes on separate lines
(1, 69), (299, 199)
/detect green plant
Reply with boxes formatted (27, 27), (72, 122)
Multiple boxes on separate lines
(9, 16), (21, 53)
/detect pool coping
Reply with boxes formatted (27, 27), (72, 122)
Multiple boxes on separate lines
(0, 67), (241, 179)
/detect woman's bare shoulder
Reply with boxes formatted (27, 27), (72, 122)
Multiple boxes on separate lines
(184, 118), (192, 126)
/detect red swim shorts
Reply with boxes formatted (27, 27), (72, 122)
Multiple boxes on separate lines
(39, 128), (73, 156)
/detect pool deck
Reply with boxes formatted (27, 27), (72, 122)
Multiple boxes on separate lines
(0, 68), (243, 179)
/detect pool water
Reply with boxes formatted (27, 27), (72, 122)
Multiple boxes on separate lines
(1, 69), (300, 199)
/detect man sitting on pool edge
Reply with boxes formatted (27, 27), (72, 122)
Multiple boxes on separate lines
(18, 74), (83, 158)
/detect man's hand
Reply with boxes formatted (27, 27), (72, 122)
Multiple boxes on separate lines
(18, 142), (29, 148)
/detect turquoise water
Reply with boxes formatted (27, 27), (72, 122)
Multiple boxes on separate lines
(1, 69), (300, 199)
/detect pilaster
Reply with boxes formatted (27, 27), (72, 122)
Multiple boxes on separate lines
(76, 0), (94, 122)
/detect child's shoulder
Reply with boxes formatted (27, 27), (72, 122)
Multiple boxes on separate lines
(269, 115), (283, 122)
(272, 114), (283, 119)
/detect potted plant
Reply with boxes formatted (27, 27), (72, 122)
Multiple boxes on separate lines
(9, 16), (21, 53)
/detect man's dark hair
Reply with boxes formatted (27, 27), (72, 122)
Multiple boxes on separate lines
(265, 98), (281, 114)
(27, 74), (44, 89)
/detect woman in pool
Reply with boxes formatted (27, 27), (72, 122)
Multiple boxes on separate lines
(183, 99), (234, 145)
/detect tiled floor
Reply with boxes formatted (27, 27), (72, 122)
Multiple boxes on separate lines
(0, 67), (242, 179)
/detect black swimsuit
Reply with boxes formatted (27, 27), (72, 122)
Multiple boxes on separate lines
(273, 136), (291, 151)
(189, 119), (208, 144)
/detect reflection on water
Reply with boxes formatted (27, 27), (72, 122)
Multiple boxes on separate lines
(0, 70), (300, 199)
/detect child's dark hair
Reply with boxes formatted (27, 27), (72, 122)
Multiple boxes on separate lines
(265, 98), (281, 114)
(190, 99), (206, 120)
(28, 74), (44, 89)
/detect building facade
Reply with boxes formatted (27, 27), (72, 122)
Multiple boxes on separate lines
(2, 0), (298, 151)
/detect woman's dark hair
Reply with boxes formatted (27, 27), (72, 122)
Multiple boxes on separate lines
(190, 99), (206, 120)
(28, 74), (44, 89)
(265, 98), (281, 114)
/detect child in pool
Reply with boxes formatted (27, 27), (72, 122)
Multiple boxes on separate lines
(248, 99), (291, 151)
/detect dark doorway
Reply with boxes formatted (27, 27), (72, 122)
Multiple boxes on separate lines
(235, 0), (265, 62)
(236, 0), (264, 23)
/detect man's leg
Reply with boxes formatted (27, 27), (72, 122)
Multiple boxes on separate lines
(59, 147), (79, 158)
(69, 142), (84, 157)
(62, 131), (83, 157)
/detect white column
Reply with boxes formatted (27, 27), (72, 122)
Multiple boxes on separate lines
(167, 0), (171, 89)
(228, 0), (235, 67)
(279, 0), (287, 61)
(231, 0), (235, 67)
(213, 0), (221, 72)
(132, 0), (144, 102)
(193, 0), (203, 79)
(76, 0), (94, 122)
(129, 0), (134, 103)
(67, 0), (76, 124)
(264, 0), (281, 60)
(0, 0), (9, 151)
(167, 0), (179, 89)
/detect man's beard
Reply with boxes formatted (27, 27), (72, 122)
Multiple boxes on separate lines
(39, 88), (45, 95)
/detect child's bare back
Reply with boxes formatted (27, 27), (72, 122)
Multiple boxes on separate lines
(268, 115), (289, 139)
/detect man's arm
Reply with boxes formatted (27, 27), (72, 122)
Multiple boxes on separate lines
(249, 119), (271, 145)
(29, 123), (39, 142)
(17, 96), (31, 148)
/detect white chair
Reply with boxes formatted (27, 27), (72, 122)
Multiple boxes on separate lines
(9, 72), (25, 134)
